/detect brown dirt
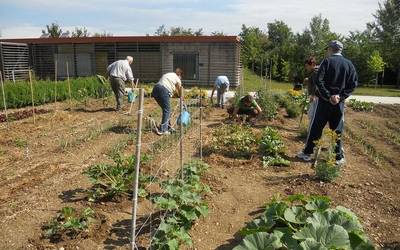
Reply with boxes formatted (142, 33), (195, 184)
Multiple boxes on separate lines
(0, 100), (399, 250)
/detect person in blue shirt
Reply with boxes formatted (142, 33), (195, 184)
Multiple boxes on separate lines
(210, 76), (230, 108)
(297, 41), (358, 166)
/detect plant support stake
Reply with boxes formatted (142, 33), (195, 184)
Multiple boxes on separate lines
(0, 71), (8, 124)
(131, 88), (144, 250)
(54, 60), (57, 104)
(199, 95), (203, 161)
(66, 61), (72, 109)
(180, 88), (184, 180)
(28, 70), (36, 124)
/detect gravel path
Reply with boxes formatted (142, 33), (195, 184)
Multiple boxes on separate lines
(207, 90), (400, 104)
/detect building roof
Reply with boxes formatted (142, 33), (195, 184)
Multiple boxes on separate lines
(0, 36), (240, 44)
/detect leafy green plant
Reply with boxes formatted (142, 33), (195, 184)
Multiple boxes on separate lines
(314, 130), (341, 182)
(347, 99), (374, 112)
(211, 124), (256, 158)
(285, 103), (302, 118)
(43, 207), (95, 239)
(151, 161), (210, 250)
(84, 153), (152, 201)
(0, 76), (112, 109)
(234, 195), (375, 250)
(259, 127), (290, 167)
(257, 89), (278, 120)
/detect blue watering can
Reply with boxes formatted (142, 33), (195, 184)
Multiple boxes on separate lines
(177, 104), (191, 127)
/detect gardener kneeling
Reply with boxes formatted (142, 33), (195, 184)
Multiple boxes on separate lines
(228, 95), (262, 123)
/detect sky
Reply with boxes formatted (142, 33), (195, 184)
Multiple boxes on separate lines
(0, 0), (381, 38)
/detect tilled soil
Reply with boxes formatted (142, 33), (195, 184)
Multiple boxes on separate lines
(0, 101), (399, 250)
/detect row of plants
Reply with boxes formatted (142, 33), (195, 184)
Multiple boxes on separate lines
(210, 124), (290, 167)
(151, 161), (210, 249)
(274, 90), (308, 118)
(0, 76), (112, 109)
(234, 195), (374, 250)
(347, 99), (375, 112)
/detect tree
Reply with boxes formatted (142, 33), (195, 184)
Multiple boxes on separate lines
(154, 25), (204, 36)
(239, 25), (269, 72)
(344, 30), (376, 85)
(42, 22), (62, 38)
(92, 31), (113, 37)
(71, 27), (90, 37)
(308, 15), (341, 59)
(369, 0), (400, 87)
(211, 31), (226, 36)
(367, 50), (385, 87)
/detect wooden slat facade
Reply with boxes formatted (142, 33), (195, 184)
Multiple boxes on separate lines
(0, 42), (30, 81)
(0, 36), (242, 86)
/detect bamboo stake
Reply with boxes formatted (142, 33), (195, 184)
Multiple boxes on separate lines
(131, 88), (144, 250)
(66, 61), (72, 109)
(0, 71), (8, 125)
(28, 70), (36, 124)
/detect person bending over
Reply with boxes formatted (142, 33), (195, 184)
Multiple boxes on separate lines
(228, 95), (262, 123)
(151, 68), (184, 135)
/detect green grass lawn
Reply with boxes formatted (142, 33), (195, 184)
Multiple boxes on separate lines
(240, 68), (400, 97)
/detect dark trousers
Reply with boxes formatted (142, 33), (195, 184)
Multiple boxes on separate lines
(110, 77), (125, 110)
(152, 84), (171, 132)
(304, 98), (345, 160)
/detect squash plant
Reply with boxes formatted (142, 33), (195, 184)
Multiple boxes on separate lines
(234, 195), (374, 250)
(43, 207), (95, 239)
(84, 153), (152, 201)
(151, 161), (210, 250)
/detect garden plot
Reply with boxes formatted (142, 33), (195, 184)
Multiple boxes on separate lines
(0, 88), (399, 249)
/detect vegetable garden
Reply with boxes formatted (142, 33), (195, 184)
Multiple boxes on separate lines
(0, 78), (399, 249)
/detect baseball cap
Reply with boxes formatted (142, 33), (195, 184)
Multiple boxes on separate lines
(325, 40), (343, 50)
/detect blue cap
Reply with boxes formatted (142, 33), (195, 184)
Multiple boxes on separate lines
(326, 40), (343, 50)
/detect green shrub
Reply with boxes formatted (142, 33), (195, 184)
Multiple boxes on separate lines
(0, 76), (112, 109)
(235, 195), (374, 250)
(348, 99), (374, 112)
(286, 103), (302, 118)
(211, 124), (256, 158)
(256, 89), (278, 120)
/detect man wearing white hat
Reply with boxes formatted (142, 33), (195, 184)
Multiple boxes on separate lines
(297, 40), (358, 166)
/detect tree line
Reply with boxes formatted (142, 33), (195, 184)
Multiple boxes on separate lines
(240, 0), (400, 87)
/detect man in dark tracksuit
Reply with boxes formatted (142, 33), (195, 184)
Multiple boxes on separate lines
(297, 40), (358, 165)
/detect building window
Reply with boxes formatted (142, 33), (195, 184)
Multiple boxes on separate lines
(173, 53), (198, 80)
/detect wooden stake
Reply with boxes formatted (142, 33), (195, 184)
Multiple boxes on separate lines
(54, 60), (57, 104)
(180, 88), (184, 180)
(131, 88), (144, 250)
(199, 95), (203, 161)
(0, 71), (8, 125)
(66, 61), (72, 109)
(28, 70), (36, 124)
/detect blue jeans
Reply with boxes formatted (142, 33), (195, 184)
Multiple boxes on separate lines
(152, 84), (171, 132)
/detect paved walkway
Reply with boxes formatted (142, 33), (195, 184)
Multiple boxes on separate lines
(207, 91), (400, 105)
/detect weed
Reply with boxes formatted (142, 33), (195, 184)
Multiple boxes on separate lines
(14, 138), (28, 148)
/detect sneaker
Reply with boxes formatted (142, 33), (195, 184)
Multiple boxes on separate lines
(335, 158), (346, 166)
(296, 151), (312, 162)
(156, 130), (171, 136)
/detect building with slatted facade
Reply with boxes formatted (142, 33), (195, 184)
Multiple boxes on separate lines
(0, 36), (242, 86)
